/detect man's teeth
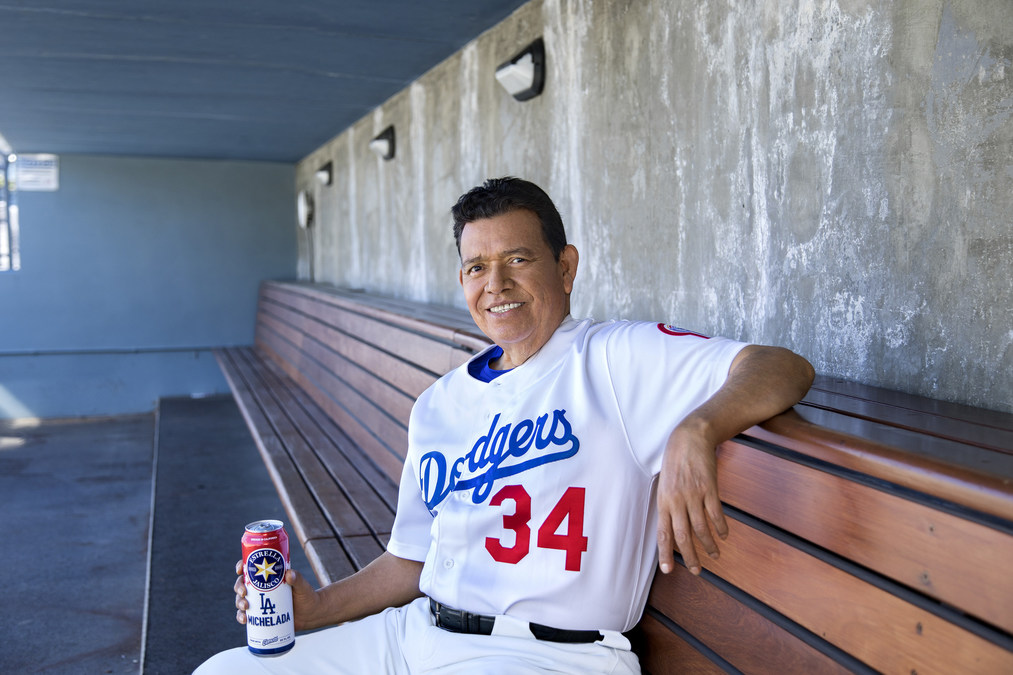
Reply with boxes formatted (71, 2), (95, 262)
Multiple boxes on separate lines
(490, 303), (522, 314)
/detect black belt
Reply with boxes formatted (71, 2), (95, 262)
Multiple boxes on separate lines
(429, 599), (604, 644)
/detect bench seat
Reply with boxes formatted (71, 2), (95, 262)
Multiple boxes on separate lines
(219, 280), (1013, 674)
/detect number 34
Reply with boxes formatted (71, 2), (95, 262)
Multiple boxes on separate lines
(485, 485), (588, 571)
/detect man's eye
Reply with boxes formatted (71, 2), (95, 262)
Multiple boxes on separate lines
(510, 257), (526, 264)
(468, 265), (483, 274)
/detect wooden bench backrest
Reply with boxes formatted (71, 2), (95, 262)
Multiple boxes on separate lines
(639, 380), (1013, 674)
(254, 281), (487, 482)
(250, 281), (1013, 674)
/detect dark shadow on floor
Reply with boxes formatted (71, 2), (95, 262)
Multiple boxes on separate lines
(143, 395), (312, 675)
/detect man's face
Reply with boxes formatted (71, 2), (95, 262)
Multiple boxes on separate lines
(458, 208), (578, 369)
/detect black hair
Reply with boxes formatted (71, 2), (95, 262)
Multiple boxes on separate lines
(451, 177), (567, 260)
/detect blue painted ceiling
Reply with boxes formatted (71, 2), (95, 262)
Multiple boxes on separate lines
(0, 1), (528, 162)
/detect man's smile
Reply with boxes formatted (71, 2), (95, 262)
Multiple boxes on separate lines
(489, 302), (523, 314)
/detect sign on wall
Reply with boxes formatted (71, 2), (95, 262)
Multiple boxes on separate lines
(17, 154), (59, 191)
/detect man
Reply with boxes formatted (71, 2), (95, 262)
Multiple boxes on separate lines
(196, 177), (814, 674)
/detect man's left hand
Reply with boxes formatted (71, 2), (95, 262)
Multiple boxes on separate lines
(656, 417), (727, 576)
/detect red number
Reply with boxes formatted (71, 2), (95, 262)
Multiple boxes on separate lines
(537, 487), (588, 571)
(485, 485), (531, 564)
(485, 485), (588, 571)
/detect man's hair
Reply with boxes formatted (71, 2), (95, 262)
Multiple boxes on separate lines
(451, 177), (567, 260)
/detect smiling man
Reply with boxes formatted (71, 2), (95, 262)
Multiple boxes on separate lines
(196, 177), (814, 674)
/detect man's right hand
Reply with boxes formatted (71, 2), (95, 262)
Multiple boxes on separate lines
(233, 559), (321, 631)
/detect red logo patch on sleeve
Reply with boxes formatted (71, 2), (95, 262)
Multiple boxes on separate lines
(657, 323), (710, 339)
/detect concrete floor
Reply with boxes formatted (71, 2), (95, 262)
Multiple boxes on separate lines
(4, 395), (310, 675)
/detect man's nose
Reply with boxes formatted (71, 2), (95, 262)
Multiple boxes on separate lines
(485, 264), (510, 293)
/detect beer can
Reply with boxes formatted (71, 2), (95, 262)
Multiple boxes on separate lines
(242, 520), (296, 656)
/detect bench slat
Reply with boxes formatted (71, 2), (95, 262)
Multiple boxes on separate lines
(802, 388), (1013, 453)
(236, 349), (380, 539)
(258, 339), (408, 480)
(647, 564), (856, 675)
(272, 282), (489, 352)
(262, 284), (474, 377)
(216, 348), (337, 544)
(259, 305), (439, 400)
(719, 438), (1013, 634)
(811, 375), (1013, 433)
(261, 355), (399, 509)
(257, 320), (415, 451)
(634, 613), (729, 675)
(701, 513), (1013, 674)
(253, 354), (396, 533)
(749, 412), (1013, 523)
(303, 538), (357, 586)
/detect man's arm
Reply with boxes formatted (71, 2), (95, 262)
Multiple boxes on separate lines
(656, 345), (815, 576)
(235, 551), (424, 631)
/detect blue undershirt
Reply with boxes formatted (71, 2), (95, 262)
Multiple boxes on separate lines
(467, 346), (511, 382)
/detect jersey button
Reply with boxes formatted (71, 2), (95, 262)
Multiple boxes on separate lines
(444, 558), (455, 569)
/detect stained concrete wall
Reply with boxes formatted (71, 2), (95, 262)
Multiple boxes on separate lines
(0, 155), (296, 419)
(296, 0), (1012, 413)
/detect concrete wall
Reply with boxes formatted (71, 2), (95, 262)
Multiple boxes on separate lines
(296, 0), (1012, 413)
(0, 155), (296, 419)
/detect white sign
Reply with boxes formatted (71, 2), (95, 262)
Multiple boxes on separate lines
(17, 154), (60, 191)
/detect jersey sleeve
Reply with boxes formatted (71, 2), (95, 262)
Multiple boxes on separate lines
(386, 447), (435, 563)
(604, 321), (748, 475)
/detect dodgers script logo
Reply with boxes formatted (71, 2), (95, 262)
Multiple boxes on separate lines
(246, 548), (287, 592)
(420, 409), (580, 512)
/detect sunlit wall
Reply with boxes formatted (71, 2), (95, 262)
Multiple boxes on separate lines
(0, 155), (296, 419)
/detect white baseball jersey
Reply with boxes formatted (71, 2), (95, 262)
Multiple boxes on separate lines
(387, 316), (747, 633)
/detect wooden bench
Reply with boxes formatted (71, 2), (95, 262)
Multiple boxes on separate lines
(218, 280), (1013, 674)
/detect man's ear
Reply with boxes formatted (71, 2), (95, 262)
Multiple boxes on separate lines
(560, 244), (579, 294)
(459, 267), (464, 288)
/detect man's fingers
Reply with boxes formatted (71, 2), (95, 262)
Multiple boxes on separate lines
(235, 559), (249, 625)
(689, 502), (720, 561)
(656, 523), (676, 573)
(705, 493), (729, 541)
(658, 506), (704, 576)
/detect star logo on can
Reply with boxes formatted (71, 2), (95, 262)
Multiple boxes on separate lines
(246, 548), (287, 591)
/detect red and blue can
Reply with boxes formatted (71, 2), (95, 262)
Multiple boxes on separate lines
(242, 520), (295, 656)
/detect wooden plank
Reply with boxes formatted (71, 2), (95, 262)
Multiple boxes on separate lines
(303, 538), (356, 587)
(263, 285), (469, 376)
(215, 349), (333, 544)
(811, 375), (1013, 432)
(232, 349), (375, 541)
(252, 352), (397, 534)
(697, 515), (1013, 675)
(261, 356), (400, 510)
(718, 438), (1013, 634)
(791, 403), (1013, 476)
(257, 312), (418, 432)
(238, 350), (377, 539)
(266, 281), (488, 351)
(747, 410), (1013, 523)
(342, 534), (387, 570)
(258, 335), (410, 463)
(259, 301), (439, 400)
(633, 613), (728, 675)
(647, 563), (854, 674)
(802, 388), (1013, 453)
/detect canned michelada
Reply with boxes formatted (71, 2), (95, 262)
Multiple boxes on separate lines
(242, 520), (295, 656)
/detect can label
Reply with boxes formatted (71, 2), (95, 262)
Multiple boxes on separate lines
(243, 520), (295, 656)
